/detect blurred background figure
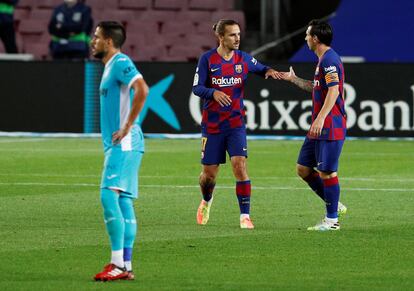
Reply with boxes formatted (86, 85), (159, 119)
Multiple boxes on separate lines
(0, 0), (18, 53)
(48, 0), (93, 60)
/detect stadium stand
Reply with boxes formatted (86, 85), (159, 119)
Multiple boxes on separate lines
(12, 0), (243, 61)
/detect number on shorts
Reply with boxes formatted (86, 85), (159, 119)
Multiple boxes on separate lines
(201, 137), (207, 151)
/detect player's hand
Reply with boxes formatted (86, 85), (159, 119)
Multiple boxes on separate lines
(280, 66), (297, 82)
(112, 126), (131, 144)
(213, 90), (232, 107)
(310, 116), (324, 137)
(265, 68), (283, 79)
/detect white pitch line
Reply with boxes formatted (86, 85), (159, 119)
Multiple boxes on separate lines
(0, 182), (412, 192)
(0, 173), (413, 183)
(0, 138), (48, 143)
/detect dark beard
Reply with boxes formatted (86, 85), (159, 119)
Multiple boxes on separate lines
(93, 51), (105, 59)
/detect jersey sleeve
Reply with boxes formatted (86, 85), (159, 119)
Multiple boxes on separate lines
(192, 53), (215, 99)
(242, 51), (270, 76)
(114, 57), (142, 88)
(320, 55), (340, 87)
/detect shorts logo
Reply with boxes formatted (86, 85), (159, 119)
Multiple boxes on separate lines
(106, 174), (117, 180)
(235, 64), (243, 74)
(201, 137), (207, 159)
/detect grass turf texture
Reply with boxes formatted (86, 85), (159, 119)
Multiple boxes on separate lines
(0, 137), (413, 290)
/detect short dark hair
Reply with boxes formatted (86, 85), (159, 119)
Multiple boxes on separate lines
(308, 19), (333, 46)
(97, 21), (126, 48)
(213, 19), (240, 36)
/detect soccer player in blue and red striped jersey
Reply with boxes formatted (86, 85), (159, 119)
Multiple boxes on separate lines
(192, 19), (282, 229)
(281, 19), (347, 231)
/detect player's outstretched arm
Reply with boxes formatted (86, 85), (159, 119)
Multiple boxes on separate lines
(264, 68), (283, 79)
(281, 66), (313, 92)
(112, 78), (149, 144)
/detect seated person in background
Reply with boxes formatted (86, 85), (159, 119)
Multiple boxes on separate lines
(48, 0), (93, 59)
(0, 0), (18, 53)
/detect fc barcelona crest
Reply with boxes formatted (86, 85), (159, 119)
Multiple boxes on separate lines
(235, 64), (243, 74)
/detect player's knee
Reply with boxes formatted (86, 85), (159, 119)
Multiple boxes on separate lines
(100, 189), (118, 218)
(320, 171), (337, 179)
(296, 164), (311, 179)
(232, 163), (248, 180)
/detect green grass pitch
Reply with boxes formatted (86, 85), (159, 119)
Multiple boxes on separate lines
(0, 137), (413, 290)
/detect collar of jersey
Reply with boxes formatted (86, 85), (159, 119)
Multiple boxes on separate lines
(105, 52), (121, 69)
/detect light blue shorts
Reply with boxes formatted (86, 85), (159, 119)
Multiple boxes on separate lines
(101, 147), (144, 198)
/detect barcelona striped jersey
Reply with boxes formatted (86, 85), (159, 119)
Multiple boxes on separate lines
(311, 48), (346, 140)
(192, 48), (270, 134)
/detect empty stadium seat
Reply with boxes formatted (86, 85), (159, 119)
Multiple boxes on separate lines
(153, 0), (187, 10)
(132, 45), (167, 61)
(30, 9), (53, 20)
(127, 20), (159, 36)
(160, 34), (185, 47)
(176, 10), (212, 25)
(101, 0), (120, 10)
(196, 21), (214, 34)
(36, 0), (61, 9)
(161, 20), (195, 37)
(16, 0), (34, 9)
(26, 43), (49, 60)
(139, 10), (177, 24)
(15, 33), (24, 53)
(12, 0), (244, 61)
(119, 0), (150, 10)
(14, 8), (30, 24)
(186, 33), (217, 50)
(219, 0), (235, 10)
(86, 0), (105, 11)
(95, 9), (137, 26)
(168, 44), (202, 61)
(211, 11), (246, 32)
(188, 0), (221, 11)
(123, 32), (148, 53)
(19, 19), (48, 34)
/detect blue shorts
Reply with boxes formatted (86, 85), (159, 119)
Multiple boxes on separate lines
(297, 137), (344, 173)
(201, 127), (247, 165)
(101, 146), (144, 198)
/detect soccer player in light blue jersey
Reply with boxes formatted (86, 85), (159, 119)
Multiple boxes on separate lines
(90, 21), (149, 281)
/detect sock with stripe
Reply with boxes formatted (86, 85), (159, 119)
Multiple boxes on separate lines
(303, 171), (325, 201)
(100, 188), (125, 267)
(236, 180), (251, 215)
(119, 196), (137, 272)
(200, 180), (215, 203)
(323, 176), (340, 219)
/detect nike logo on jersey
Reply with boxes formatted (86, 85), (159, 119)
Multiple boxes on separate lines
(211, 68), (219, 72)
(317, 162), (323, 166)
(106, 174), (118, 180)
